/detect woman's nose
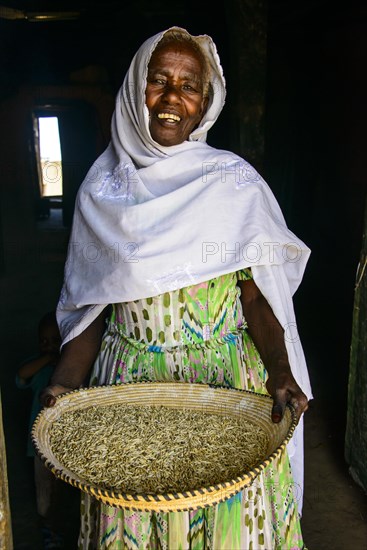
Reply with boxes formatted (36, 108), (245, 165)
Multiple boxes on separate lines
(162, 84), (181, 103)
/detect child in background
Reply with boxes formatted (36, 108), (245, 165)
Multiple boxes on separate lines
(16, 311), (64, 549)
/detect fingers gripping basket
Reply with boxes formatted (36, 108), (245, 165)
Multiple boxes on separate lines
(31, 382), (297, 512)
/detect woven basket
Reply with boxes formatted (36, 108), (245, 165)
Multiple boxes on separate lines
(31, 382), (296, 512)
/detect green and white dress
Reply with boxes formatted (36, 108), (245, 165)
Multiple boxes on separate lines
(78, 269), (304, 549)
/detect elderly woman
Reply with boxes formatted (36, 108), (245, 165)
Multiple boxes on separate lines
(42, 27), (312, 549)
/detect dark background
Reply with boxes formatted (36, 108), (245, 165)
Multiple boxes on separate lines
(0, 0), (366, 548)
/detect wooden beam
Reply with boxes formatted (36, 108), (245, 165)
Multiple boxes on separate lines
(0, 390), (13, 550)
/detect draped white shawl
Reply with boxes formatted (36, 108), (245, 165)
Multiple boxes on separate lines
(57, 26), (312, 509)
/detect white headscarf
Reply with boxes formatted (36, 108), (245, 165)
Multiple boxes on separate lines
(57, 27), (312, 506)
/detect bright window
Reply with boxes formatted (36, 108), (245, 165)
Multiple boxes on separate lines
(36, 116), (63, 197)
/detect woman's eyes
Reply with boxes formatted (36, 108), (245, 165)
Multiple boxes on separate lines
(150, 79), (198, 92)
(182, 84), (195, 91)
(148, 77), (167, 85)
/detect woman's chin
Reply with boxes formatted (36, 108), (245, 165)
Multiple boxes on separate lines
(149, 124), (187, 147)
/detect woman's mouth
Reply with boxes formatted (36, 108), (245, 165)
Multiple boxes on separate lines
(157, 113), (181, 123)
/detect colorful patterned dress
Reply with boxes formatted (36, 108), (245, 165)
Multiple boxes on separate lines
(78, 270), (304, 549)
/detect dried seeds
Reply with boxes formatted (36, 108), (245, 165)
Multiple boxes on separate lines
(49, 404), (268, 494)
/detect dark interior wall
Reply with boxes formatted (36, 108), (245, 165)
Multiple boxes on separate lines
(264, 2), (367, 442)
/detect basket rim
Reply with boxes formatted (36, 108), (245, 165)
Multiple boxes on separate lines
(31, 381), (298, 511)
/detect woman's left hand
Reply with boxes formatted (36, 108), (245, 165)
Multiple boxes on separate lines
(265, 364), (309, 424)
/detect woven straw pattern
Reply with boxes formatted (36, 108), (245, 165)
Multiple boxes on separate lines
(31, 382), (296, 512)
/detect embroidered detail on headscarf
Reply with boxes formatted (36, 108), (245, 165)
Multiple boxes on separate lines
(94, 162), (137, 202)
(235, 159), (261, 188)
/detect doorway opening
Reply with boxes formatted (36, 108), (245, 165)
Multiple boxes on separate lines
(31, 100), (98, 230)
(33, 113), (64, 228)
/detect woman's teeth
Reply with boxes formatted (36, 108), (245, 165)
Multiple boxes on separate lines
(158, 113), (181, 122)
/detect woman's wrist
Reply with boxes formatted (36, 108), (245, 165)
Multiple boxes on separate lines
(264, 355), (292, 376)
(50, 366), (86, 390)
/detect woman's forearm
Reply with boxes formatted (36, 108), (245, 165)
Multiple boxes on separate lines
(50, 308), (108, 389)
(238, 279), (308, 422)
(238, 280), (289, 374)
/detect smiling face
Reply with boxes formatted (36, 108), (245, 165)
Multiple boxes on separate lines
(145, 40), (209, 146)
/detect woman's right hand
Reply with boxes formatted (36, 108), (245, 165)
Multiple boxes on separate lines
(40, 384), (75, 408)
